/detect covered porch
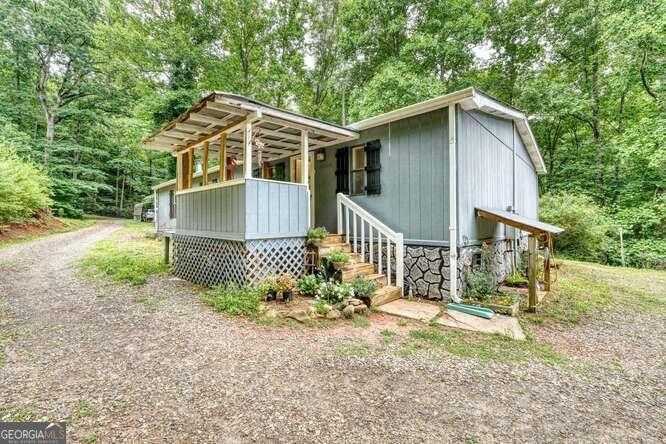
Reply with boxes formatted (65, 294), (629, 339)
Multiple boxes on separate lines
(142, 93), (358, 286)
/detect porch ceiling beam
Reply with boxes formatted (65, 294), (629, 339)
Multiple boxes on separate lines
(259, 115), (354, 141)
(175, 122), (209, 134)
(153, 135), (187, 146)
(162, 129), (199, 140)
(183, 111), (260, 150)
(189, 112), (232, 126)
(206, 101), (248, 116)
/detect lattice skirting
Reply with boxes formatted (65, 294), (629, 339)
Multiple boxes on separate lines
(172, 234), (305, 287)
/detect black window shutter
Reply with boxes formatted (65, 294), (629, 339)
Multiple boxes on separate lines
(335, 147), (349, 194)
(364, 139), (381, 195)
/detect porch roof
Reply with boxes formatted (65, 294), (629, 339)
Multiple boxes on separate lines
(476, 207), (564, 235)
(142, 92), (359, 161)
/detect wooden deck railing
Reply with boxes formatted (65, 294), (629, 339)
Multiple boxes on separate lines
(336, 193), (404, 293)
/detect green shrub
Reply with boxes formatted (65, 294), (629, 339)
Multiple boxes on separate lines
(0, 143), (51, 224)
(297, 274), (322, 296)
(313, 298), (330, 315)
(350, 276), (378, 298)
(200, 283), (262, 317)
(306, 226), (328, 246)
(463, 243), (498, 300)
(316, 281), (354, 304)
(327, 250), (350, 264)
(539, 192), (613, 262)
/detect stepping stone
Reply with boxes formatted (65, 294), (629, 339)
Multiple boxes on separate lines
(376, 299), (440, 321)
(436, 310), (526, 341)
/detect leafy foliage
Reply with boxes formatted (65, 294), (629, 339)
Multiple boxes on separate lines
(200, 283), (263, 317)
(297, 274), (322, 296)
(0, 143), (52, 224)
(349, 276), (378, 299)
(316, 281), (354, 304)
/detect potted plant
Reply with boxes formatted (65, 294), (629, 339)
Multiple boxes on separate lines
(260, 275), (278, 301)
(350, 276), (378, 301)
(327, 250), (350, 270)
(276, 273), (296, 302)
(297, 274), (321, 297)
(306, 227), (328, 248)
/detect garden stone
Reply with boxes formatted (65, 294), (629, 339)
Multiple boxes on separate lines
(349, 298), (363, 306)
(326, 309), (341, 320)
(285, 309), (310, 323)
(342, 305), (355, 319)
(353, 303), (368, 314)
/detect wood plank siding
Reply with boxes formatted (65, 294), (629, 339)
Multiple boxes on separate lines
(456, 109), (538, 244)
(315, 108), (450, 245)
(174, 178), (308, 240)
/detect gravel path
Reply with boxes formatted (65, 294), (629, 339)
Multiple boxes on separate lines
(0, 220), (664, 443)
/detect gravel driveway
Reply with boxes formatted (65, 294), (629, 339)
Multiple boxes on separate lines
(0, 220), (664, 443)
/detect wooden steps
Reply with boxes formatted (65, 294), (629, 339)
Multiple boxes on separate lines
(315, 233), (402, 307)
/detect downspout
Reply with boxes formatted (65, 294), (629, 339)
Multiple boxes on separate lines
(448, 105), (460, 303)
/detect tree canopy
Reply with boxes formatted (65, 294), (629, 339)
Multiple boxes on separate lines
(0, 0), (663, 265)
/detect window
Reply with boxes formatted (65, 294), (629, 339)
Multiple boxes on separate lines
(169, 190), (176, 219)
(350, 145), (366, 195)
(335, 147), (349, 194)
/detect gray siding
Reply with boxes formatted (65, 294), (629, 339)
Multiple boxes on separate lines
(457, 108), (539, 244)
(245, 179), (308, 239)
(315, 108), (450, 244)
(175, 179), (307, 240)
(156, 186), (176, 232)
(176, 181), (246, 239)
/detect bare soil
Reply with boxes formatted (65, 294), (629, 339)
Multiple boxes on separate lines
(0, 220), (664, 443)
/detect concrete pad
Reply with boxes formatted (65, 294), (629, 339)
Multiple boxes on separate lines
(376, 299), (441, 321)
(436, 309), (526, 341)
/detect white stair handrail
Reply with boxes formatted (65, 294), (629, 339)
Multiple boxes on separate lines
(336, 193), (404, 294)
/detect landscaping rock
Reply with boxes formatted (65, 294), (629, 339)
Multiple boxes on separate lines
(285, 308), (311, 323)
(264, 308), (280, 319)
(353, 303), (368, 314)
(348, 298), (363, 306)
(325, 309), (341, 320)
(342, 305), (355, 319)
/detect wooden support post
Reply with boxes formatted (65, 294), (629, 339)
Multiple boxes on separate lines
(176, 152), (183, 191)
(187, 146), (194, 188)
(262, 161), (269, 179)
(301, 130), (310, 227)
(244, 120), (253, 179)
(544, 234), (551, 292)
(164, 236), (170, 264)
(528, 235), (538, 312)
(219, 133), (227, 182)
(202, 141), (209, 185)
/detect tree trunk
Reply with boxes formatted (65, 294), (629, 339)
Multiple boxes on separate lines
(118, 175), (126, 217)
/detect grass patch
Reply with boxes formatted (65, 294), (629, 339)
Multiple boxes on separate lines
(80, 222), (169, 285)
(0, 405), (34, 422)
(397, 319), (409, 327)
(380, 329), (396, 338)
(74, 400), (100, 419)
(335, 343), (371, 357)
(351, 314), (370, 328)
(527, 260), (666, 325)
(404, 328), (565, 365)
(0, 216), (96, 250)
(200, 283), (262, 318)
(82, 433), (99, 443)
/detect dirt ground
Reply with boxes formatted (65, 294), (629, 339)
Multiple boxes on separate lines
(0, 220), (664, 443)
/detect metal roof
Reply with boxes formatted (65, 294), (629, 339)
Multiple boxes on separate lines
(476, 207), (564, 235)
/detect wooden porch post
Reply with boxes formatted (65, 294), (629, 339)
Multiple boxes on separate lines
(219, 133), (227, 182)
(176, 151), (183, 191)
(528, 235), (538, 312)
(544, 233), (552, 292)
(202, 141), (209, 186)
(301, 130), (310, 227)
(187, 146), (194, 188)
(244, 120), (253, 179)
(262, 161), (270, 179)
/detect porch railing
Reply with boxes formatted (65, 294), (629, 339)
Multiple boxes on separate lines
(336, 193), (404, 293)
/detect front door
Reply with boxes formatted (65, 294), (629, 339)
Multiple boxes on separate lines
(291, 153), (315, 226)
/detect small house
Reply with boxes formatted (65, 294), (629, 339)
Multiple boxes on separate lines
(145, 87), (557, 305)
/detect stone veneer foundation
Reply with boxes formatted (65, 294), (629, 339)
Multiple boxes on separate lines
(403, 237), (528, 301)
